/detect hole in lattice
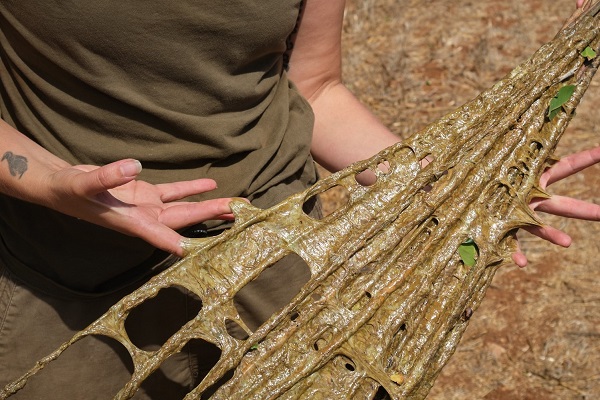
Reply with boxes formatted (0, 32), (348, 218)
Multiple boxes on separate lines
(373, 385), (392, 400)
(529, 140), (543, 156)
(422, 217), (440, 238)
(458, 239), (479, 267)
(356, 169), (376, 186)
(348, 290), (373, 312)
(199, 366), (235, 399)
(233, 252), (310, 331)
(414, 217), (439, 241)
(290, 311), (300, 321)
(421, 183), (433, 193)
(356, 161), (391, 186)
(391, 323), (408, 345)
(421, 169), (447, 192)
(187, 338), (222, 390)
(138, 338), (220, 399)
(388, 322), (408, 353)
(419, 154), (435, 168)
(14, 335), (132, 399)
(313, 329), (333, 351)
(225, 319), (249, 340)
(124, 286), (202, 350)
(313, 341), (321, 351)
(377, 160), (391, 174)
(313, 337), (327, 351)
(337, 355), (357, 372)
(303, 185), (350, 219)
(434, 169), (449, 180)
(507, 166), (524, 188)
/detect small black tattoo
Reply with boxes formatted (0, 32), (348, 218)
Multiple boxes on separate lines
(2, 151), (28, 179)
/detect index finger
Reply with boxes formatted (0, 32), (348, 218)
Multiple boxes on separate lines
(541, 146), (600, 187)
(157, 179), (219, 202)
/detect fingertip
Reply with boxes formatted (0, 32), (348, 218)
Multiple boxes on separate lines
(559, 234), (572, 248)
(207, 179), (218, 190)
(551, 228), (572, 248)
(118, 159), (142, 179)
(80, 159), (141, 194)
(197, 178), (218, 188)
(512, 252), (528, 268)
(190, 178), (219, 194)
(221, 197), (236, 212)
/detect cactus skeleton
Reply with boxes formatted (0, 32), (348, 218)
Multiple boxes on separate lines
(2, 2), (600, 399)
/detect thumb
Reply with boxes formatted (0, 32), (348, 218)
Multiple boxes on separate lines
(74, 159), (142, 195)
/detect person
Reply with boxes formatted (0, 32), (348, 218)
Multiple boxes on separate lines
(1, 0), (598, 398)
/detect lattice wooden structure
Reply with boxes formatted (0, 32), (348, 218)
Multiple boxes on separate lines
(2, 2), (600, 399)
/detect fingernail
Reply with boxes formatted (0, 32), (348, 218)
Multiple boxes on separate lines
(120, 160), (142, 178)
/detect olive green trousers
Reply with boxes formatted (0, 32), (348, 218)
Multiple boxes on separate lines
(0, 251), (311, 399)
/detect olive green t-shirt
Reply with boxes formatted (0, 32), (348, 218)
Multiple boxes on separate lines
(0, 0), (317, 295)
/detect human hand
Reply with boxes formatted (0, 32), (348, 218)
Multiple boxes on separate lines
(45, 158), (236, 256)
(512, 146), (600, 266)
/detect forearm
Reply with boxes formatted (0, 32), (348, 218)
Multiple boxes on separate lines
(0, 118), (70, 204)
(1, 118), (235, 255)
(308, 81), (400, 174)
(288, 0), (399, 177)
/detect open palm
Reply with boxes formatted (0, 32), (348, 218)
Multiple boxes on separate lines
(46, 159), (235, 256)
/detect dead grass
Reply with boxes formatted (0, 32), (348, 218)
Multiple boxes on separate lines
(319, 0), (600, 398)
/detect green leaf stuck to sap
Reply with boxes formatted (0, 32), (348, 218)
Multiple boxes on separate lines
(459, 238), (478, 267)
(548, 85), (576, 120)
(581, 46), (597, 60)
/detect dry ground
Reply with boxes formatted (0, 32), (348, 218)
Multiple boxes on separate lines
(325, 0), (600, 398)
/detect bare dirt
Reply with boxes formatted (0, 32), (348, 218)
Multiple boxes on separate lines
(326, 0), (600, 398)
